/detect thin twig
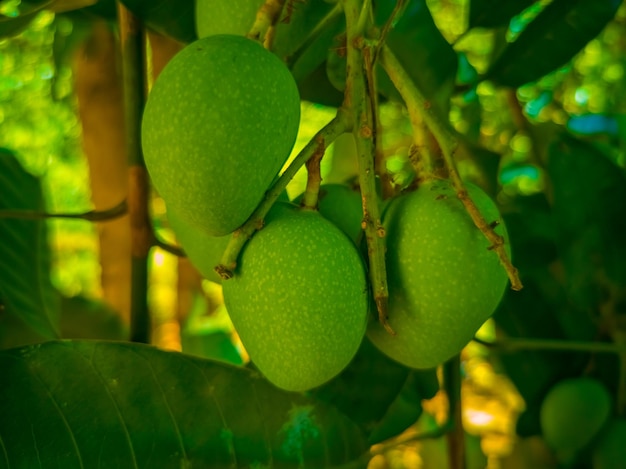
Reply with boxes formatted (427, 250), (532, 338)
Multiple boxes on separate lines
(153, 236), (186, 258)
(472, 336), (625, 354)
(301, 139), (325, 210)
(0, 200), (127, 221)
(248, 0), (287, 47)
(378, 44), (523, 291)
(343, 0), (393, 334)
(215, 114), (350, 279)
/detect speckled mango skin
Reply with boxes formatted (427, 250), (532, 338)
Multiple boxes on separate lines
(141, 35), (300, 236)
(196, 0), (263, 38)
(168, 208), (229, 284)
(367, 180), (509, 369)
(222, 204), (368, 392)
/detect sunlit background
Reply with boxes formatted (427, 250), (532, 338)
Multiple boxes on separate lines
(1, 0), (625, 467)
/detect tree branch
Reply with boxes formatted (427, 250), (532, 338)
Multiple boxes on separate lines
(0, 199), (128, 221)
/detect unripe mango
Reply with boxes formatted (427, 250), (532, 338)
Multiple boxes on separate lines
(367, 180), (509, 369)
(222, 204), (368, 391)
(142, 34), (300, 236)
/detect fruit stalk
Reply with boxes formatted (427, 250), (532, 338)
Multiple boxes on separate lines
(248, 0), (286, 46)
(342, 0), (392, 333)
(117, 3), (152, 343)
(378, 44), (523, 292)
(216, 114), (349, 278)
(301, 142), (324, 210)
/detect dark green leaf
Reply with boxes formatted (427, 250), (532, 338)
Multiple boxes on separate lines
(0, 340), (368, 468)
(375, 0), (458, 109)
(468, 0), (535, 29)
(0, 149), (60, 341)
(311, 337), (410, 437)
(548, 134), (626, 309)
(291, 13), (345, 83)
(181, 330), (244, 365)
(274, 0), (339, 61)
(485, 0), (621, 88)
(367, 370), (438, 445)
(120, 0), (196, 44)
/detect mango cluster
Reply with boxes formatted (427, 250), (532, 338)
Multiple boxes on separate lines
(141, 33), (510, 392)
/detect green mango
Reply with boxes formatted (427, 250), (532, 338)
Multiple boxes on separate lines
(222, 203), (368, 391)
(195, 0), (263, 38)
(367, 179), (510, 369)
(540, 377), (612, 463)
(142, 34), (300, 236)
(293, 183), (364, 244)
(168, 208), (229, 284)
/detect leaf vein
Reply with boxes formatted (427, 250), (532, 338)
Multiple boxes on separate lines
(145, 359), (189, 462)
(31, 367), (85, 469)
(90, 343), (139, 469)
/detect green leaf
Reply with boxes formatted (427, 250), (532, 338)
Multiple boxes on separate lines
(468, 0), (535, 29)
(181, 330), (244, 366)
(273, 0), (338, 61)
(375, 0), (458, 109)
(0, 340), (369, 468)
(311, 337), (410, 437)
(0, 149), (60, 342)
(485, 0), (621, 88)
(120, 0), (196, 44)
(367, 370), (438, 445)
(548, 134), (626, 310)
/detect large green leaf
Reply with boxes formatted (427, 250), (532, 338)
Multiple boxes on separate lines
(311, 337), (410, 437)
(0, 340), (369, 468)
(120, 0), (196, 43)
(485, 0), (621, 88)
(0, 149), (60, 342)
(468, 0), (535, 29)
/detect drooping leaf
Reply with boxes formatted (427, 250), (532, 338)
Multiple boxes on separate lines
(485, 0), (621, 88)
(120, 0), (196, 44)
(273, 0), (339, 61)
(468, 0), (535, 29)
(311, 337), (410, 437)
(0, 149), (60, 342)
(291, 12), (345, 83)
(0, 340), (369, 468)
(375, 0), (458, 110)
(548, 134), (626, 310)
